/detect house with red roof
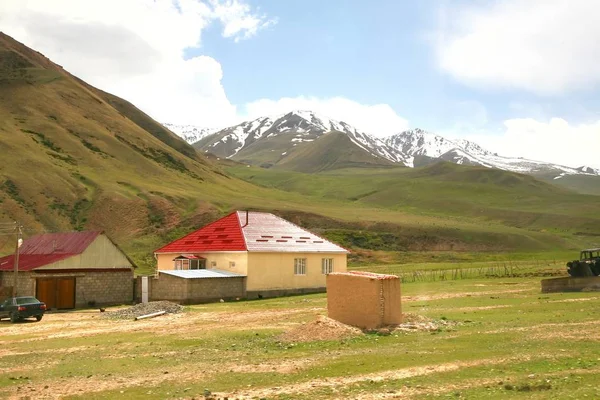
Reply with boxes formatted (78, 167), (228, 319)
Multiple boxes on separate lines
(153, 211), (349, 298)
(0, 231), (135, 309)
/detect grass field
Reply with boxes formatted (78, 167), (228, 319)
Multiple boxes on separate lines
(1, 275), (598, 399)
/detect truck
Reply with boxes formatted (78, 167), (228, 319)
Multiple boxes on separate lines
(566, 248), (600, 277)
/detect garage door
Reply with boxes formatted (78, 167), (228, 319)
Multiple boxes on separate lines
(36, 278), (75, 309)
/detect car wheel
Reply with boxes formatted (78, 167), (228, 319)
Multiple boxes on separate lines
(10, 313), (18, 323)
(35, 315), (43, 322)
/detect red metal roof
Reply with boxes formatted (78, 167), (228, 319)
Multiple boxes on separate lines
(154, 211), (349, 254)
(0, 231), (101, 271)
(154, 212), (247, 253)
(19, 231), (100, 255)
(0, 254), (74, 271)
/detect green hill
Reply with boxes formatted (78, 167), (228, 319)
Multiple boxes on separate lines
(276, 131), (395, 172)
(227, 162), (600, 249)
(1, 32), (599, 272)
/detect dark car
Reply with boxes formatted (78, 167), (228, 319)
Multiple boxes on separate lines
(0, 296), (47, 323)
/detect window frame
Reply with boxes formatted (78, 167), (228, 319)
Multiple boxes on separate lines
(321, 258), (334, 274)
(294, 258), (307, 275)
(174, 259), (183, 270)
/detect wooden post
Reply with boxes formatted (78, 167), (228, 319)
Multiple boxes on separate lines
(12, 222), (22, 298)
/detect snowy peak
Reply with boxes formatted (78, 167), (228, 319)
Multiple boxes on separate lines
(193, 110), (408, 164)
(163, 123), (219, 144)
(576, 166), (600, 175)
(179, 110), (600, 178)
(385, 129), (494, 162)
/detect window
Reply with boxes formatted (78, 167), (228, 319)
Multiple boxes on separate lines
(294, 258), (306, 275)
(182, 259), (190, 270)
(322, 258), (334, 274)
(210, 261), (217, 268)
(190, 259), (206, 270)
(174, 259), (183, 270)
(229, 261), (236, 268)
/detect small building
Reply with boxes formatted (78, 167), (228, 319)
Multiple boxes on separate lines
(327, 271), (402, 329)
(0, 231), (135, 309)
(153, 211), (349, 298)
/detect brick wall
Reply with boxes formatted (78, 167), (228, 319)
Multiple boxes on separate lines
(135, 273), (246, 304)
(327, 271), (402, 329)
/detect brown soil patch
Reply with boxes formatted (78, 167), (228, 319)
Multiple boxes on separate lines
(278, 315), (363, 343)
(404, 288), (530, 302)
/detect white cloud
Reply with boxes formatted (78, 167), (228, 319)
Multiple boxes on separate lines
(458, 118), (600, 169)
(0, 0), (275, 126)
(434, 0), (600, 95)
(210, 0), (277, 43)
(244, 96), (409, 137)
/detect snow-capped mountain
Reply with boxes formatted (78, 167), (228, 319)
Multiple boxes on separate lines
(385, 129), (493, 167)
(163, 123), (219, 144)
(385, 128), (599, 178)
(182, 110), (600, 178)
(192, 110), (410, 165)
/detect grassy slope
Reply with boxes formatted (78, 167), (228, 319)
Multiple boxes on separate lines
(227, 163), (600, 253)
(544, 174), (600, 195)
(0, 277), (598, 399)
(276, 131), (395, 172)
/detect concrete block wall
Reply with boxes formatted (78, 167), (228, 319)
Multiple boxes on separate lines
(327, 271), (402, 329)
(74, 270), (134, 307)
(541, 276), (600, 293)
(135, 273), (246, 304)
(0, 271), (35, 298)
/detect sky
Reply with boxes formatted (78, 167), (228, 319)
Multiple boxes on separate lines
(1, 0), (599, 168)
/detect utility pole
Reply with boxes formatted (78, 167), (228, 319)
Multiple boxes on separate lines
(12, 222), (22, 297)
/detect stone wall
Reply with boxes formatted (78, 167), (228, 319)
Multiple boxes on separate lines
(135, 273), (246, 304)
(541, 276), (600, 293)
(327, 271), (402, 329)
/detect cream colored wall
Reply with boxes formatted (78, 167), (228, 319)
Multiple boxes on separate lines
(156, 252), (248, 275)
(246, 252), (347, 291)
(36, 235), (133, 270)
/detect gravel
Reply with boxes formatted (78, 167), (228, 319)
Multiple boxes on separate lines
(104, 301), (184, 320)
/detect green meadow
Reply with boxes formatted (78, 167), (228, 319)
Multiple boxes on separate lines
(0, 276), (598, 399)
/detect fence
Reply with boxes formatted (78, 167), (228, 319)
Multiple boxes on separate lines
(356, 259), (566, 284)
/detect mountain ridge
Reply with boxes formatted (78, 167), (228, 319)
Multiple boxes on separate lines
(173, 111), (599, 178)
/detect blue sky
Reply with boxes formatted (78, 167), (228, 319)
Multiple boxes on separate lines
(191, 0), (599, 135)
(1, 0), (599, 167)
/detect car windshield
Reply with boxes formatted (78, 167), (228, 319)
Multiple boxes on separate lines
(15, 297), (39, 305)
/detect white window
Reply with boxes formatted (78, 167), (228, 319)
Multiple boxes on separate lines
(294, 258), (307, 275)
(322, 258), (334, 274)
(174, 259), (183, 270)
(229, 261), (236, 268)
(210, 261), (217, 268)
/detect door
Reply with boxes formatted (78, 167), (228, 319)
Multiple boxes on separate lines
(36, 277), (75, 309)
(36, 279), (56, 309)
(56, 278), (75, 309)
